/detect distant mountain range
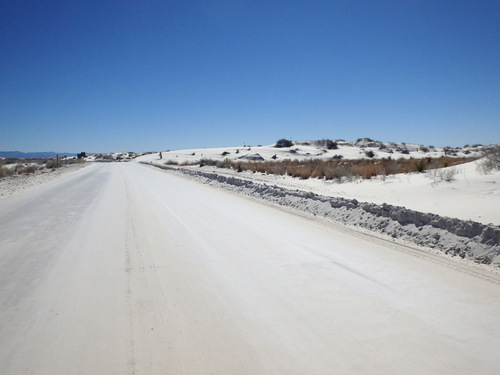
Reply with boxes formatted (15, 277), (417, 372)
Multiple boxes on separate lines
(0, 151), (78, 158)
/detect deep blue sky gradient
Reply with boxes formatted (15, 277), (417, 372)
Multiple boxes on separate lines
(1, 0), (499, 152)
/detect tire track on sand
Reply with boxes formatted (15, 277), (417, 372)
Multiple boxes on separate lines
(124, 178), (171, 374)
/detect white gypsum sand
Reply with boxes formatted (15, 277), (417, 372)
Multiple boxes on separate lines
(1, 162), (499, 374)
(138, 143), (498, 226)
(0, 163), (88, 199)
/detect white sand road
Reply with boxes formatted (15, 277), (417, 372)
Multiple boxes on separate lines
(0, 162), (499, 374)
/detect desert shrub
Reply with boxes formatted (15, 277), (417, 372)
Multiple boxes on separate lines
(414, 159), (427, 172)
(312, 139), (338, 150)
(207, 154), (476, 182)
(322, 164), (338, 180)
(324, 164), (352, 181)
(45, 159), (58, 169)
(0, 163), (7, 178)
(15, 164), (25, 174)
(427, 168), (458, 183)
(275, 139), (293, 148)
(352, 161), (378, 179)
(365, 150), (375, 158)
(199, 159), (217, 167)
(216, 158), (232, 169)
(287, 164), (312, 179)
(66, 158), (85, 164)
(271, 162), (287, 175)
(356, 137), (374, 144)
(25, 165), (37, 174)
(478, 145), (500, 173)
(326, 140), (338, 150)
(444, 147), (455, 156)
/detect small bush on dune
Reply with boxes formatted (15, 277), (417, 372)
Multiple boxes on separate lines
(324, 164), (351, 181)
(15, 164), (25, 174)
(427, 168), (458, 183)
(45, 159), (58, 169)
(310, 166), (324, 179)
(271, 163), (286, 175)
(216, 158), (232, 169)
(312, 139), (338, 150)
(0, 163), (8, 178)
(275, 139), (293, 148)
(25, 165), (37, 174)
(478, 145), (500, 173)
(365, 150), (375, 158)
(287, 164), (312, 179)
(164, 160), (179, 165)
(414, 159), (427, 172)
(199, 159), (217, 167)
(65, 158), (85, 165)
(326, 140), (338, 150)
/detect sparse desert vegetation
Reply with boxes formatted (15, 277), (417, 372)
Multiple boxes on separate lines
(0, 157), (85, 179)
(478, 145), (500, 173)
(274, 138), (294, 148)
(153, 138), (488, 182)
(191, 156), (476, 181)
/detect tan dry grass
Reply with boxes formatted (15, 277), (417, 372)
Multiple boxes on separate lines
(195, 156), (477, 181)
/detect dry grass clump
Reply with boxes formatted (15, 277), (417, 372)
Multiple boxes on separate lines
(427, 167), (458, 183)
(0, 156), (86, 179)
(164, 160), (180, 165)
(0, 163), (10, 178)
(478, 145), (500, 173)
(197, 156), (476, 181)
(65, 158), (85, 165)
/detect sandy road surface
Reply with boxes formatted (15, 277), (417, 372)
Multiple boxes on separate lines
(1, 162), (499, 374)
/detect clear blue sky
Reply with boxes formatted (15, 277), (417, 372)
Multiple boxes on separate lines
(1, 0), (499, 152)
